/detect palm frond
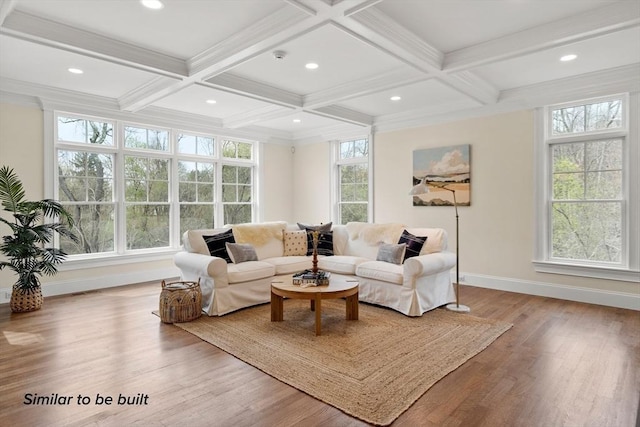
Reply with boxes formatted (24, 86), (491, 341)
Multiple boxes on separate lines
(0, 166), (26, 213)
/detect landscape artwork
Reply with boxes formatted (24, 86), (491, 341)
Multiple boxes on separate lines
(412, 144), (471, 206)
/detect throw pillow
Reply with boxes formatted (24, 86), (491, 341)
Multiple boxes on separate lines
(283, 230), (307, 256)
(305, 230), (334, 256)
(376, 243), (406, 265)
(203, 229), (235, 263)
(297, 222), (332, 232)
(397, 229), (427, 262)
(225, 242), (258, 263)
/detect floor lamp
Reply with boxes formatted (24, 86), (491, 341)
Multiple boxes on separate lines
(409, 178), (470, 313)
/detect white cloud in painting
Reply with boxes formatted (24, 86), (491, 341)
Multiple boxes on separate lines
(429, 148), (469, 175)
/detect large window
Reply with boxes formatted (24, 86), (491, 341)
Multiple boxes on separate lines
(54, 113), (257, 258)
(534, 94), (639, 281)
(333, 137), (370, 224)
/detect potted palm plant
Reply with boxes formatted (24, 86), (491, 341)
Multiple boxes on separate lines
(0, 166), (77, 312)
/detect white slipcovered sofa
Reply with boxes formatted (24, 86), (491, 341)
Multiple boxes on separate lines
(173, 221), (456, 317)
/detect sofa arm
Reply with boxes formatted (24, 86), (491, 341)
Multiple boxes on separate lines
(174, 251), (229, 288)
(403, 251), (456, 283)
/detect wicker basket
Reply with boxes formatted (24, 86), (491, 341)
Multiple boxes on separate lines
(159, 279), (202, 323)
(10, 286), (44, 313)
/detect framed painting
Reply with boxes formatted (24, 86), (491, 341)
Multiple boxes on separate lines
(412, 144), (471, 206)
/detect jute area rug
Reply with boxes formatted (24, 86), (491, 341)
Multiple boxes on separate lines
(173, 299), (512, 426)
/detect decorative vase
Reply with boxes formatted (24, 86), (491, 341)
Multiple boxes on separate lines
(10, 286), (44, 313)
(311, 231), (319, 274)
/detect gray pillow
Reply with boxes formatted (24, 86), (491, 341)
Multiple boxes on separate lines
(225, 242), (258, 263)
(376, 243), (406, 265)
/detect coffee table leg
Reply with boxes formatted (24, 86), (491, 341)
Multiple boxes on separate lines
(346, 291), (359, 320)
(315, 294), (321, 336)
(271, 291), (283, 322)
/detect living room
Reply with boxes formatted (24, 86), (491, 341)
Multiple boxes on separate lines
(1, 1), (639, 426)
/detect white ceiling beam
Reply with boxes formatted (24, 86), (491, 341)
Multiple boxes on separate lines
(1, 10), (188, 77)
(0, 0), (17, 26)
(444, 1), (640, 73)
(117, 76), (182, 112)
(311, 105), (374, 126)
(204, 74), (303, 108)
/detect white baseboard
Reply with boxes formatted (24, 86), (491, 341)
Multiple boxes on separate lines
(457, 272), (640, 311)
(0, 267), (181, 304)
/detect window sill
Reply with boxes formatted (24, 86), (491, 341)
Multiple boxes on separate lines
(533, 260), (640, 283)
(59, 249), (180, 271)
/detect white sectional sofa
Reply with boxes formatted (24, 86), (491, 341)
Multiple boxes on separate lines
(173, 221), (457, 317)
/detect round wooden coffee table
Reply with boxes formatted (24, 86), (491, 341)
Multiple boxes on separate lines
(270, 275), (359, 336)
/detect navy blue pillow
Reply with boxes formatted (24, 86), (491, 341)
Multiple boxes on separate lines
(305, 230), (334, 256)
(203, 229), (235, 263)
(397, 230), (427, 262)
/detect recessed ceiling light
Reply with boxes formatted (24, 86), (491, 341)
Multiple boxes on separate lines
(206, 99), (217, 104)
(68, 68), (83, 74)
(305, 63), (319, 70)
(560, 54), (577, 62)
(390, 96), (401, 101)
(293, 119), (301, 123)
(141, 0), (164, 10)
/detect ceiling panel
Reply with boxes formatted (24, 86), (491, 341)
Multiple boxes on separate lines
(257, 111), (361, 134)
(230, 23), (407, 95)
(0, 35), (161, 98)
(14, 0), (288, 59)
(337, 79), (477, 117)
(150, 83), (277, 119)
(376, 0), (619, 53)
(474, 27), (640, 90)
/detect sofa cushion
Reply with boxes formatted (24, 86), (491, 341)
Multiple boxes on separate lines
(298, 222), (332, 232)
(263, 256), (311, 275)
(319, 255), (369, 275)
(226, 242), (258, 263)
(398, 230), (427, 261)
(232, 222), (286, 260)
(305, 230), (334, 256)
(283, 230), (307, 256)
(356, 261), (404, 285)
(203, 229), (235, 263)
(376, 243), (406, 265)
(405, 227), (446, 254)
(227, 261), (275, 284)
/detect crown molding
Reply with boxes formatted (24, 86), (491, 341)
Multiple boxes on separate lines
(204, 74), (302, 108)
(444, 1), (640, 72)
(1, 10), (187, 77)
(304, 67), (426, 109)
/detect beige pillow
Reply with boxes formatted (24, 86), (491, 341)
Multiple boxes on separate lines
(283, 230), (307, 256)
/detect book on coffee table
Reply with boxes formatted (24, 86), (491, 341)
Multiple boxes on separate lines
(292, 270), (331, 286)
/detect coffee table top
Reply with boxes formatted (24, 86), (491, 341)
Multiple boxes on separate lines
(271, 275), (358, 295)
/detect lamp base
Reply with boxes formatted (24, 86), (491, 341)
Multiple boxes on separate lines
(446, 303), (471, 313)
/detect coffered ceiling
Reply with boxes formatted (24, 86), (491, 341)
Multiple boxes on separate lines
(0, 0), (638, 142)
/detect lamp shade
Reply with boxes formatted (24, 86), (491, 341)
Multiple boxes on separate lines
(409, 178), (430, 196)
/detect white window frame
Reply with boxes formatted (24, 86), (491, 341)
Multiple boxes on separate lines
(331, 135), (373, 224)
(47, 110), (259, 269)
(533, 93), (640, 282)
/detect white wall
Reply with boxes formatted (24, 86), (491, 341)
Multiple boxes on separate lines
(261, 142), (294, 222)
(374, 110), (638, 306)
(291, 142), (332, 223)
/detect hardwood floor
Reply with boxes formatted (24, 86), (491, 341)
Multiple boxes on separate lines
(1, 282), (638, 427)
